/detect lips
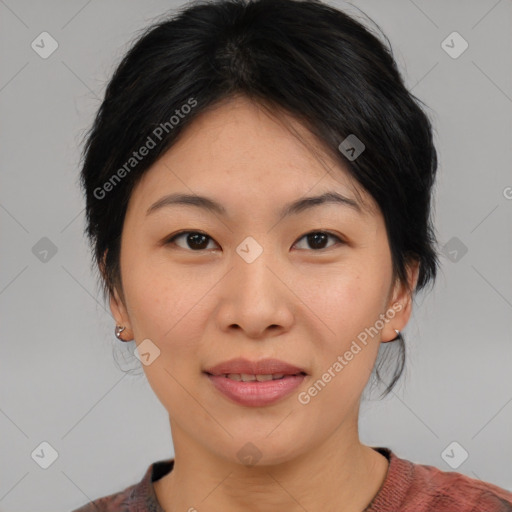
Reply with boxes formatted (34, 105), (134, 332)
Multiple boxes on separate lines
(203, 358), (308, 407)
(203, 357), (307, 377)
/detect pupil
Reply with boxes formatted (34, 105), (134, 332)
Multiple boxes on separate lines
(189, 233), (208, 250)
(308, 232), (327, 249)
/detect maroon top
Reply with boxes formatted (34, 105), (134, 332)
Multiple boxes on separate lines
(71, 447), (512, 511)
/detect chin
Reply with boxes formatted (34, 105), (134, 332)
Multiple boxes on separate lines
(216, 432), (310, 468)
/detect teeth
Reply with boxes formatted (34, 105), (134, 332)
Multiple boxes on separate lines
(224, 373), (290, 381)
(255, 374), (273, 382)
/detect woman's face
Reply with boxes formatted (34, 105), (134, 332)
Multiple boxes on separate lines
(109, 95), (416, 465)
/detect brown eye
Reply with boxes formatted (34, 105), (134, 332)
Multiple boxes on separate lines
(293, 231), (344, 250)
(165, 230), (344, 252)
(166, 231), (218, 251)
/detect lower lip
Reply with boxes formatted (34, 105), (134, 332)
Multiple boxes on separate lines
(205, 373), (306, 407)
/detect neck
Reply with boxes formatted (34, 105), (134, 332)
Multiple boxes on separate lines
(154, 420), (389, 512)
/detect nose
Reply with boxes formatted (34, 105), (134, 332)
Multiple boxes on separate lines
(214, 247), (294, 339)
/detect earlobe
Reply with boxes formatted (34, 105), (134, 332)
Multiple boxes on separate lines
(381, 328), (402, 344)
(381, 261), (420, 342)
(109, 289), (134, 341)
(102, 248), (134, 340)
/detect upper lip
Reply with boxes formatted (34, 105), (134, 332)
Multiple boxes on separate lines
(204, 357), (307, 376)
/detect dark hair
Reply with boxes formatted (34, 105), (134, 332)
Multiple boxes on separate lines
(79, 0), (439, 397)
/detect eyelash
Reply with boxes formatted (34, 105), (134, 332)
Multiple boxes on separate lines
(164, 230), (345, 252)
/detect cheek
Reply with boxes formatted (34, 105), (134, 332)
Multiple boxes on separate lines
(121, 249), (218, 365)
(121, 258), (209, 411)
(299, 264), (389, 342)
(127, 275), (203, 348)
(299, 265), (390, 395)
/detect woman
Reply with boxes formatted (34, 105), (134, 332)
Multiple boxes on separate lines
(72, 0), (512, 510)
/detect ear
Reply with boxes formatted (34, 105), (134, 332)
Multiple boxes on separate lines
(102, 249), (134, 341)
(109, 287), (131, 329)
(381, 260), (420, 343)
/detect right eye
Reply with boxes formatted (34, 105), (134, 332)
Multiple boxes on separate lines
(165, 230), (219, 251)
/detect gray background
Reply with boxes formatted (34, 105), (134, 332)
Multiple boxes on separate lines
(1, 0), (511, 510)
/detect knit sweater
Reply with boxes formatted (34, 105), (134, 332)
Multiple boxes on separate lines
(71, 447), (512, 511)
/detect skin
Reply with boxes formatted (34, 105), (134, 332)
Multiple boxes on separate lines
(108, 95), (419, 512)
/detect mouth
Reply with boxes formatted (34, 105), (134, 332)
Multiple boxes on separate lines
(204, 371), (307, 382)
(203, 358), (308, 407)
(203, 357), (308, 377)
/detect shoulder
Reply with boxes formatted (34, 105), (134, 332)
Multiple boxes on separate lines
(367, 447), (512, 512)
(70, 458), (174, 512)
(412, 463), (512, 511)
(387, 448), (512, 511)
(70, 483), (138, 512)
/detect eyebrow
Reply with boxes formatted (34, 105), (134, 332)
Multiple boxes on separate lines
(146, 191), (362, 219)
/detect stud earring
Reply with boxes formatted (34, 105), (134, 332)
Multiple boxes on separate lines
(115, 325), (127, 341)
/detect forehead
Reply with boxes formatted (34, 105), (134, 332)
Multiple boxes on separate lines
(126, 95), (377, 219)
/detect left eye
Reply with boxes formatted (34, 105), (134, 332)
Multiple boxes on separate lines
(294, 231), (344, 250)
(165, 230), (344, 251)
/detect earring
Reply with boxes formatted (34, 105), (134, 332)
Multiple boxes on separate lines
(115, 325), (127, 341)
(386, 329), (403, 343)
